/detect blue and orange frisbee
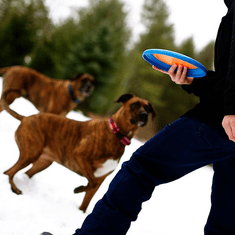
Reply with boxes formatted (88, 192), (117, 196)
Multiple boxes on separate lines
(142, 49), (207, 78)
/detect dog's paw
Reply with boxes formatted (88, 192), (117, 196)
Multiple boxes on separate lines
(11, 187), (22, 195)
(40, 232), (53, 235)
(74, 185), (85, 194)
(79, 204), (87, 213)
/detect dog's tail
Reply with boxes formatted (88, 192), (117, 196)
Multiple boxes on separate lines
(2, 90), (25, 121)
(0, 67), (11, 76)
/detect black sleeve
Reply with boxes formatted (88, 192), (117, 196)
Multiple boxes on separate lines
(181, 71), (216, 97)
(223, 2), (235, 116)
(183, 1), (235, 117)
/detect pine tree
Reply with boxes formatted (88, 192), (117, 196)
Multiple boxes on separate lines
(0, 0), (52, 67)
(61, 0), (131, 114)
(197, 41), (214, 70)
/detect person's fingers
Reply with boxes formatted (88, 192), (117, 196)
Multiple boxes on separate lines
(174, 65), (183, 82)
(222, 116), (235, 142)
(152, 65), (168, 74)
(178, 66), (188, 84)
(168, 64), (178, 79)
(153, 64), (194, 85)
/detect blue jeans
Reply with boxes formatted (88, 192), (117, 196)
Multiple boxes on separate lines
(74, 117), (235, 235)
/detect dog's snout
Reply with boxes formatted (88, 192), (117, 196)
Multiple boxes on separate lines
(131, 111), (149, 127)
(139, 111), (148, 120)
(80, 80), (94, 95)
(84, 82), (92, 91)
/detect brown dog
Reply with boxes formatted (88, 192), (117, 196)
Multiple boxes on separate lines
(4, 93), (156, 212)
(0, 66), (95, 116)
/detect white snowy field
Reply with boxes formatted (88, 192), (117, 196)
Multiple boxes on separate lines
(0, 77), (213, 235)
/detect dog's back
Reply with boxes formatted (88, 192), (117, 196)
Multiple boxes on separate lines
(0, 67), (12, 75)
(1, 66), (52, 83)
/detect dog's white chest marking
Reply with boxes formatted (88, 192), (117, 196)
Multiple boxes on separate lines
(94, 159), (119, 178)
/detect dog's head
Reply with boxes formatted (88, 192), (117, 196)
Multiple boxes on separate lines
(115, 94), (156, 127)
(71, 73), (95, 97)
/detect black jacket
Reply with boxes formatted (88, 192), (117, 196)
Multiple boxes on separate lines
(182, 0), (235, 126)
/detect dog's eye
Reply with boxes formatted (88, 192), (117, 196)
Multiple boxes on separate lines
(82, 78), (96, 86)
(144, 105), (151, 113)
(81, 79), (89, 84)
(130, 102), (141, 111)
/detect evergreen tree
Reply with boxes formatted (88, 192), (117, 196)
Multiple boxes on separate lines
(61, 0), (131, 114)
(29, 38), (56, 77)
(178, 37), (196, 59)
(197, 41), (214, 70)
(0, 0), (52, 67)
(0, 9), (34, 66)
(46, 18), (81, 77)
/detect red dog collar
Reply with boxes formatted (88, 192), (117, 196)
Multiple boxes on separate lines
(108, 118), (131, 146)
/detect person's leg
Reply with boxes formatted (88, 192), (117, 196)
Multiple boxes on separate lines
(74, 117), (235, 235)
(204, 157), (235, 235)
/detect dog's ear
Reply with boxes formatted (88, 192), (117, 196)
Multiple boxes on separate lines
(148, 102), (157, 120)
(115, 94), (134, 103)
(71, 73), (84, 81)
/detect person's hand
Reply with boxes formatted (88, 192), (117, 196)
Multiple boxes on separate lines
(222, 115), (235, 142)
(152, 64), (194, 85)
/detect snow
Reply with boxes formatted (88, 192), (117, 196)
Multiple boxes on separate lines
(0, 77), (213, 235)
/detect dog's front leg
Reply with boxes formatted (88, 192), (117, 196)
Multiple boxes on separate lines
(74, 182), (92, 194)
(72, 153), (98, 193)
(74, 174), (97, 193)
(78, 172), (112, 213)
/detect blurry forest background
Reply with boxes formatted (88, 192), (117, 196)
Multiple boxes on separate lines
(0, 0), (214, 140)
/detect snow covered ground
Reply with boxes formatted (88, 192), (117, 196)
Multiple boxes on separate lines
(0, 77), (213, 235)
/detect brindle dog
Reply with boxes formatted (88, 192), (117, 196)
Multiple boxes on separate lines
(4, 94), (156, 212)
(0, 66), (95, 116)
